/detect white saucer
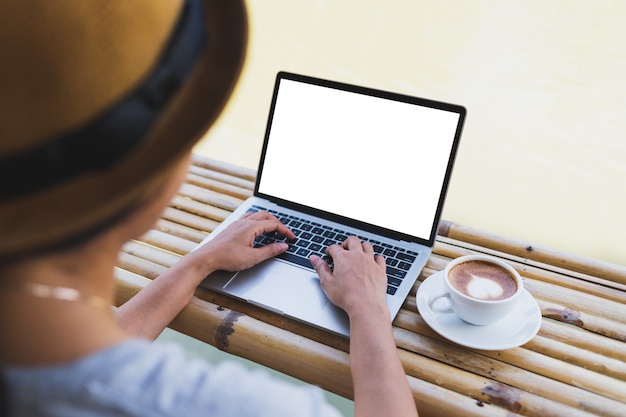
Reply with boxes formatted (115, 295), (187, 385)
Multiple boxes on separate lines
(416, 271), (542, 350)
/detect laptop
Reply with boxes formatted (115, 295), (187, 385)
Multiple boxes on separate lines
(198, 71), (466, 337)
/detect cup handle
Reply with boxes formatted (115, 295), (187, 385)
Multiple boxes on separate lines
(428, 291), (454, 314)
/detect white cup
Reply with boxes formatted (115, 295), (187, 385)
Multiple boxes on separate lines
(428, 255), (523, 325)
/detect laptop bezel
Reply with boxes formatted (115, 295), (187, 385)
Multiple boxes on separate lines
(254, 71), (466, 247)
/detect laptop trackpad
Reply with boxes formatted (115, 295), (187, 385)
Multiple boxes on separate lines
(224, 260), (331, 316)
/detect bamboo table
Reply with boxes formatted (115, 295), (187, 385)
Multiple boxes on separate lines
(115, 154), (626, 417)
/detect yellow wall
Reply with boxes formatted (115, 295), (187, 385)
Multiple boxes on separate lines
(194, 0), (626, 266)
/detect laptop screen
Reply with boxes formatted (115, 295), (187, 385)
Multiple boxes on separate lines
(256, 72), (465, 245)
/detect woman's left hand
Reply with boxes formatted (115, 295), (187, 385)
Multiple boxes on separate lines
(193, 211), (296, 273)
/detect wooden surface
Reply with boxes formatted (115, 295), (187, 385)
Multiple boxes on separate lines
(115, 154), (626, 417)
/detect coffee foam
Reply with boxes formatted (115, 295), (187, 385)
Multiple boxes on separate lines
(448, 260), (517, 301)
(466, 274), (504, 299)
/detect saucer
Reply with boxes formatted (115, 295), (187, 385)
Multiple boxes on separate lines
(416, 271), (542, 350)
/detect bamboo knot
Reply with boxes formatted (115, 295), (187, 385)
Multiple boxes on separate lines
(215, 310), (244, 351)
(480, 382), (522, 413)
(544, 307), (583, 326)
(437, 220), (452, 237)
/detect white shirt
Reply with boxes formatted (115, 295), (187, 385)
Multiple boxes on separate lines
(3, 338), (342, 417)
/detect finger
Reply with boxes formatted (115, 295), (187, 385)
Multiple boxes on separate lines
(245, 211), (281, 223)
(344, 235), (363, 251)
(256, 213), (296, 239)
(310, 255), (333, 281)
(325, 243), (344, 259)
(250, 216), (290, 236)
(258, 218), (295, 240)
(240, 211), (255, 219)
(374, 254), (386, 267)
(276, 223), (296, 240)
(362, 240), (375, 255)
(253, 242), (289, 262)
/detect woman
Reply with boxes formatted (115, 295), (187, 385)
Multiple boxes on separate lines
(0, 1), (418, 416)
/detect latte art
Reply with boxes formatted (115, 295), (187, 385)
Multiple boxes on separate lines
(466, 274), (505, 299)
(448, 260), (517, 301)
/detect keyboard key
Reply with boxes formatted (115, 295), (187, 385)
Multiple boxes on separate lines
(276, 251), (313, 269)
(387, 267), (407, 279)
(296, 239), (310, 248)
(396, 252), (416, 263)
(335, 234), (348, 242)
(388, 276), (402, 287)
(296, 248), (311, 257)
(398, 261), (412, 271)
(309, 243), (322, 252)
(386, 258), (398, 267)
(289, 220), (302, 228)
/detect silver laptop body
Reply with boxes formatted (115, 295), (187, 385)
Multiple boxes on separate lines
(198, 72), (466, 337)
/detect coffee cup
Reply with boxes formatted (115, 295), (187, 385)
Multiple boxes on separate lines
(427, 255), (523, 325)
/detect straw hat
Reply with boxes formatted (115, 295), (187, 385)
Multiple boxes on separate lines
(0, 0), (247, 258)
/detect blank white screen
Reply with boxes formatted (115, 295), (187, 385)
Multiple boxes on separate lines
(258, 78), (460, 241)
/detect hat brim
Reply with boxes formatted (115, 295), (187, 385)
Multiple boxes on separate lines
(0, 0), (247, 257)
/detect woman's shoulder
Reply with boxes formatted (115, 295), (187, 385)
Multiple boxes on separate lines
(4, 338), (342, 417)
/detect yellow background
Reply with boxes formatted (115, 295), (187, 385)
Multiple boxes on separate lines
(194, 0), (626, 266)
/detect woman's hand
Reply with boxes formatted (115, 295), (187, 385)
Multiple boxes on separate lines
(196, 211), (296, 273)
(310, 236), (418, 417)
(309, 236), (388, 319)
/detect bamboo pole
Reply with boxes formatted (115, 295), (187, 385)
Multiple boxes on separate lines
(393, 312), (626, 416)
(406, 376), (516, 417)
(114, 270), (549, 417)
(121, 240), (181, 268)
(523, 278), (626, 325)
(170, 195), (232, 223)
(399, 346), (602, 417)
(136, 228), (196, 256)
(523, 334), (626, 381)
(191, 153), (257, 182)
(403, 291), (626, 365)
(178, 182), (244, 212)
(115, 266), (620, 417)
(434, 239), (626, 304)
(433, 238), (626, 296)
(116, 252), (167, 280)
(186, 163), (255, 190)
(154, 218), (207, 244)
(161, 206), (220, 233)
(537, 319), (626, 361)
(438, 220), (626, 285)
(186, 172), (253, 200)
(537, 299), (626, 342)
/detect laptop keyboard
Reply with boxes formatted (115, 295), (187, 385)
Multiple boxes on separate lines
(247, 205), (419, 295)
